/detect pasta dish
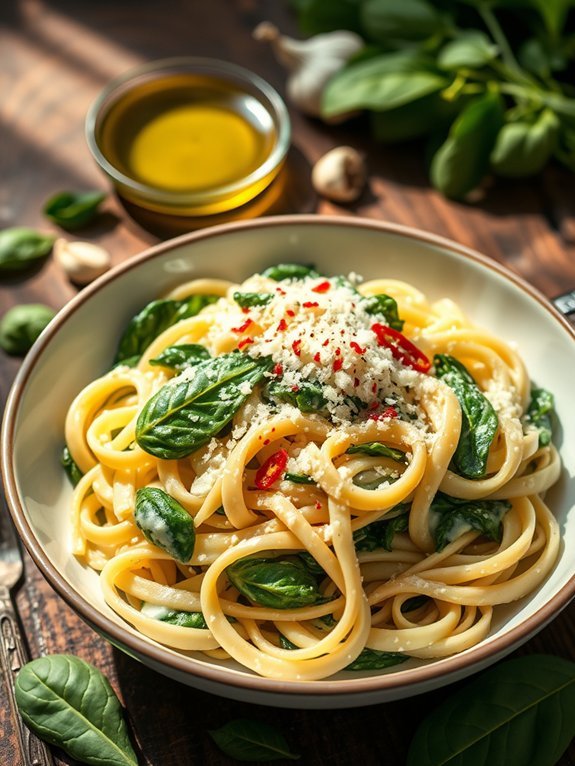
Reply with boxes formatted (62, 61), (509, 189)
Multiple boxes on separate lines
(64, 264), (560, 679)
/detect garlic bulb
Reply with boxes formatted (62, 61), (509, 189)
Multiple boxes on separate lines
(54, 238), (111, 285)
(253, 22), (363, 118)
(311, 146), (367, 203)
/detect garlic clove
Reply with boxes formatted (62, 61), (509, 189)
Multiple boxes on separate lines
(311, 146), (367, 203)
(54, 238), (111, 285)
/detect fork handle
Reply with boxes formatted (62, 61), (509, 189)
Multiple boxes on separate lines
(0, 587), (56, 766)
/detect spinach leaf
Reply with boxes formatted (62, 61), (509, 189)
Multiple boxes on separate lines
(491, 109), (560, 178)
(430, 91), (505, 199)
(261, 263), (319, 281)
(209, 719), (300, 762)
(346, 649), (408, 671)
(279, 634), (299, 650)
(407, 654), (575, 766)
(136, 352), (271, 459)
(360, 0), (446, 43)
(284, 472), (316, 485)
(135, 487), (195, 563)
(361, 293), (404, 330)
(149, 343), (211, 371)
(226, 557), (327, 609)
(347, 441), (405, 462)
(434, 354), (499, 479)
(525, 387), (555, 447)
(352, 468), (395, 490)
(266, 380), (328, 414)
(0, 227), (55, 273)
(15, 655), (138, 766)
(298, 550), (326, 576)
(0, 304), (56, 355)
(438, 31), (499, 71)
(371, 92), (459, 144)
(354, 509), (409, 552)
(430, 492), (511, 551)
(43, 190), (106, 230)
(115, 294), (218, 365)
(61, 446), (83, 487)
(161, 610), (208, 629)
(233, 291), (273, 308)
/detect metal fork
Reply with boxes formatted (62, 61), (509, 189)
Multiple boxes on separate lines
(0, 501), (55, 765)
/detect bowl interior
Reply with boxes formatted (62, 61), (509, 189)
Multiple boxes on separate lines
(5, 218), (575, 705)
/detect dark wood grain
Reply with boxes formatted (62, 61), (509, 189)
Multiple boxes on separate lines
(1, 1), (574, 765)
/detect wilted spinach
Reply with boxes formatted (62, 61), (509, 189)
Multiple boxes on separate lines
(354, 509), (409, 552)
(261, 263), (319, 281)
(226, 556), (327, 609)
(360, 293), (404, 330)
(134, 487), (195, 562)
(284, 472), (316, 484)
(265, 380), (328, 414)
(346, 648), (408, 671)
(430, 492), (511, 551)
(61, 446), (83, 487)
(149, 343), (211, 371)
(347, 441), (405, 462)
(233, 291), (274, 308)
(524, 387), (555, 446)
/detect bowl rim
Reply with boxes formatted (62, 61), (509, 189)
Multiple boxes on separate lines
(85, 56), (291, 206)
(3, 214), (575, 698)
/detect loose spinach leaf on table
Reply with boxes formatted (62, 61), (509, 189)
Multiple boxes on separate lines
(524, 386), (555, 447)
(43, 190), (106, 230)
(407, 654), (575, 766)
(149, 343), (211, 371)
(136, 352), (271, 459)
(226, 556), (327, 609)
(354, 509), (410, 552)
(134, 487), (195, 562)
(430, 492), (511, 551)
(261, 263), (319, 281)
(347, 441), (406, 462)
(360, 293), (404, 330)
(0, 227), (55, 273)
(434, 354), (499, 479)
(114, 294), (218, 365)
(233, 291), (274, 308)
(61, 445), (83, 486)
(209, 719), (300, 762)
(15, 655), (138, 766)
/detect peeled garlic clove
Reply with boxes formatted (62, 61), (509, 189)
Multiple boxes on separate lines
(311, 146), (367, 203)
(54, 238), (111, 285)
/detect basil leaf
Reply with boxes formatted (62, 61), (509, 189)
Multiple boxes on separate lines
(430, 492), (511, 551)
(323, 50), (449, 118)
(347, 441), (405, 462)
(0, 227), (55, 273)
(261, 263), (319, 281)
(434, 354), (499, 479)
(430, 91), (505, 199)
(361, 293), (404, 330)
(354, 509), (409, 552)
(360, 0), (446, 43)
(135, 487), (195, 562)
(15, 655), (138, 766)
(346, 649), (408, 671)
(0, 304), (56, 356)
(226, 557), (327, 609)
(43, 190), (106, 230)
(284, 472), (316, 485)
(525, 387), (555, 447)
(491, 109), (560, 178)
(149, 343), (211, 371)
(407, 654), (575, 766)
(209, 719), (300, 762)
(233, 291), (273, 308)
(115, 295), (218, 365)
(438, 31), (499, 71)
(266, 380), (328, 414)
(136, 353), (271, 459)
(61, 446), (83, 487)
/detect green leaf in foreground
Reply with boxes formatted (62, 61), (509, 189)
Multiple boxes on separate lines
(0, 227), (55, 273)
(438, 31), (498, 71)
(15, 655), (138, 766)
(209, 719), (300, 762)
(43, 190), (106, 230)
(407, 654), (575, 766)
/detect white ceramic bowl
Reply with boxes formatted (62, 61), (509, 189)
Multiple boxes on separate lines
(3, 216), (575, 708)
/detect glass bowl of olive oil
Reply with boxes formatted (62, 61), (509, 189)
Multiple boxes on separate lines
(86, 58), (291, 216)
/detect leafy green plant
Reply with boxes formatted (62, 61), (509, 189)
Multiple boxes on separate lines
(43, 190), (106, 229)
(134, 487), (195, 562)
(0, 304), (56, 355)
(430, 492), (511, 550)
(434, 354), (498, 479)
(408, 654), (575, 766)
(149, 343), (211, 371)
(136, 352), (271, 458)
(15, 655), (138, 766)
(295, 0), (575, 198)
(208, 719), (300, 762)
(226, 556), (327, 609)
(0, 227), (55, 273)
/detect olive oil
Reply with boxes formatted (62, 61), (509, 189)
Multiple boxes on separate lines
(97, 73), (279, 210)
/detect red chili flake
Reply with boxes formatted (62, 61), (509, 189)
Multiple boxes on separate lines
(291, 385), (300, 392)
(276, 287), (286, 295)
(371, 323), (431, 373)
(350, 341), (366, 355)
(231, 318), (252, 334)
(369, 406), (399, 421)
(263, 439), (270, 446)
(322, 338), (330, 347)
(286, 309), (295, 317)
(335, 347), (341, 356)
(313, 352), (321, 363)
(369, 400), (379, 410)
(315, 500), (322, 510)
(333, 358), (343, 372)
(255, 448), (289, 490)
(302, 301), (319, 308)
(292, 339), (302, 356)
(354, 377), (360, 387)
(277, 318), (288, 332)
(372, 382), (377, 393)
(241, 307), (250, 314)
(312, 280), (331, 294)
(272, 363), (283, 376)
(238, 337), (254, 350)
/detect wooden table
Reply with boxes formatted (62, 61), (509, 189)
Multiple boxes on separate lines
(1, 1), (574, 764)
